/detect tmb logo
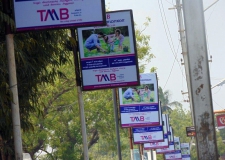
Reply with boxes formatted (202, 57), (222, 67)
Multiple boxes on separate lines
(130, 116), (144, 122)
(37, 8), (69, 21)
(141, 135), (152, 140)
(95, 74), (116, 82)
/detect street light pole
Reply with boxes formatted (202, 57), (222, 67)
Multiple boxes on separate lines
(3, 0), (23, 159)
(182, 0), (218, 159)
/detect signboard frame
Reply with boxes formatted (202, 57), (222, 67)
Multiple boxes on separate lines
(119, 73), (159, 127)
(181, 143), (191, 160)
(186, 126), (196, 137)
(144, 134), (169, 150)
(77, 10), (140, 91)
(216, 114), (225, 129)
(132, 126), (164, 144)
(13, 0), (106, 32)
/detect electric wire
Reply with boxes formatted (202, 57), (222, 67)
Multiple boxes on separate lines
(158, 0), (185, 90)
(213, 99), (225, 110)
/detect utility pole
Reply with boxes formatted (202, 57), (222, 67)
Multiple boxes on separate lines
(3, 0), (23, 159)
(71, 29), (89, 160)
(182, 0), (218, 159)
(128, 128), (134, 160)
(175, 0), (194, 124)
(112, 89), (122, 160)
(174, 0), (196, 150)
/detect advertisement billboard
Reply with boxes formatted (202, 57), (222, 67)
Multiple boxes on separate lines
(13, 0), (106, 32)
(132, 126), (164, 144)
(156, 142), (175, 154)
(119, 73), (159, 127)
(181, 143), (191, 160)
(165, 150), (182, 160)
(77, 10), (139, 90)
(164, 137), (182, 160)
(186, 126), (196, 137)
(144, 134), (169, 150)
(216, 114), (225, 129)
(168, 126), (174, 142)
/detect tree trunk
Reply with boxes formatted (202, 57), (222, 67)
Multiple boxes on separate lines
(0, 135), (6, 160)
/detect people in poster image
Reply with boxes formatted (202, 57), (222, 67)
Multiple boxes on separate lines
(181, 147), (190, 155)
(123, 88), (138, 101)
(122, 84), (155, 104)
(82, 26), (130, 57)
(103, 34), (116, 52)
(115, 29), (125, 51)
(84, 32), (106, 53)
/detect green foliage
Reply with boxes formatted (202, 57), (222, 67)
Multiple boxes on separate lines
(1, 0), (154, 157)
(0, 7), (71, 157)
(135, 17), (154, 72)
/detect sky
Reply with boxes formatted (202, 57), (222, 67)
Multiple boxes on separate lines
(105, 0), (225, 111)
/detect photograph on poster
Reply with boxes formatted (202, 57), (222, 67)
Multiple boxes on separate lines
(77, 10), (140, 91)
(181, 147), (190, 155)
(174, 137), (181, 150)
(81, 26), (130, 58)
(121, 84), (155, 104)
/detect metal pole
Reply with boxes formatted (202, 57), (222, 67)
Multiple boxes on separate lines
(175, 0), (195, 149)
(128, 128), (134, 160)
(112, 88), (122, 160)
(71, 29), (89, 160)
(6, 33), (23, 160)
(204, 0), (219, 12)
(182, 0), (218, 159)
(176, 0), (194, 119)
(3, 0), (23, 159)
(150, 149), (154, 160)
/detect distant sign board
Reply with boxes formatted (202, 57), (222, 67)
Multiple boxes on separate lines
(13, 0), (106, 32)
(133, 126), (164, 144)
(216, 114), (225, 129)
(186, 126), (196, 137)
(165, 150), (182, 160)
(133, 149), (148, 160)
(165, 137), (182, 160)
(119, 73), (159, 127)
(156, 142), (175, 154)
(144, 134), (169, 150)
(77, 10), (139, 90)
(181, 143), (191, 160)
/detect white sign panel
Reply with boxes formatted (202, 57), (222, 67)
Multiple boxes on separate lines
(77, 10), (139, 90)
(13, 0), (106, 31)
(144, 134), (169, 150)
(119, 73), (159, 127)
(162, 114), (168, 135)
(168, 126), (174, 142)
(132, 126), (164, 144)
(156, 142), (175, 154)
(174, 137), (181, 150)
(165, 150), (182, 160)
(181, 143), (191, 160)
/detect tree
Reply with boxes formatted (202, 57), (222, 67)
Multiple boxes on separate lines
(158, 86), (182, 113)
(0, 0), (72, 158)
(1, 0), (154, 157)
(21, 18), (154, 159)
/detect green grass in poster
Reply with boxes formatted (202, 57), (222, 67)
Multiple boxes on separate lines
(83, 37), (130, 58)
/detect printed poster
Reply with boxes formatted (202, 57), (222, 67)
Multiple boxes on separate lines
(144, 134), (169, 150)
(77, 10), (139, 90)
(119, 73), (159, 127)
(181, 143), (191, 160)
(132, 126), (164, 144)
(216, 114), (225, 129)
(14, 0), (106, 31)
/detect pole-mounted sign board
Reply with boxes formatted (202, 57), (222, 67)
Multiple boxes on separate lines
(13, 0), (106, 32)
(77, 10), (139, 91)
